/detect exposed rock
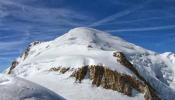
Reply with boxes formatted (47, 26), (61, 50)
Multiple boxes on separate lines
(31, 41), (41, 46)
(23, 41), (41, 60)
(7, 41), (43, 75)
(49, 67), (70, 74)
(113, 52), (160, 100)
(49, 67), (61, 72)
(72, 66), (144, 96)
(74, 66), (88, 82)
(71, 65), (160, 100)
(8, 61), (19, 74)
(23, 48), (30, 60)
(113, 52), (133, 67)
(60, 68), (70, 74)
(144, 86), (160, 100)
(49, 51), (160, 100)
(113, 52), (140, 77)
(49, 63), (160, 100)
(7, 41), (42, 74)
(90, 65), (104, 86)
(87, 45), (93, 48)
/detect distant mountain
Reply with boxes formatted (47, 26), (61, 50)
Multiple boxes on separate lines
(5, 27), (175, 100)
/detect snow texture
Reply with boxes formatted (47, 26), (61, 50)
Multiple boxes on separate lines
(0, 74), (65, 100)
(27, 71), (145, 100)
(5, 27), (175, 100)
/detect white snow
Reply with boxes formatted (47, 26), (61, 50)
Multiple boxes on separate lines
(5, 27), (175, 100)
(27, 71), (144, 100)
(10, 27), (147, 76)
(159, 52), (175, 89)
(0, 74), (65, 100)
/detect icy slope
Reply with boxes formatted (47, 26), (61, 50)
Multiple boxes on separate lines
(0, 74), (65, 100)
(53, 27), (148, 53)
(159, 52), (175, 89)
(7, 27), (152, 77)
(5, 27), (175, 100)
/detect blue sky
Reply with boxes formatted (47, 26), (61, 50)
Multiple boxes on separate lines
(0, 0), (175, 71)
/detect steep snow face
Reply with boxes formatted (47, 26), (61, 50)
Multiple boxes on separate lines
(0, 74), (65, 100)
(159, 52), (175, 89)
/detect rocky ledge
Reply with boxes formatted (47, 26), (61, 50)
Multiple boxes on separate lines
(49, 52), (160, 100)
(50, 65), (159, 100)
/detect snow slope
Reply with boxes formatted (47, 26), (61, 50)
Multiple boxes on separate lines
(27, 71), (144, 100)
(8, 27), (152, 77)
(5, 27), (175, 100)
(159, 52), (175, 89)
(0, 74), (65, 100)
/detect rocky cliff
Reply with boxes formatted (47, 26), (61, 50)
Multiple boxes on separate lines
(49, 52), (160, 100)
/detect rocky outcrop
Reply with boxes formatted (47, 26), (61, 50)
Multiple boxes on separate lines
(73, 66), (88, 82)
(113, 52), (160, 100)
(144, 86), (160, 100)
(49, 67), (70, 74)
(23, 41), (41, 60)
(60, 68), (70, 74)
(72, 66), (140, 95)
(8, 61), (19, 74)
(113, 52), (140, 78)
(49, 67), (61, 72)
(50, 65), (159, 100)
(48, 51), (160, 100)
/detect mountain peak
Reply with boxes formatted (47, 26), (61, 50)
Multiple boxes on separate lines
(66, 27), (104, 42)
(56, 27), (110, 44)
(53, 27), (149, 53)
(68, 27), (103, 35)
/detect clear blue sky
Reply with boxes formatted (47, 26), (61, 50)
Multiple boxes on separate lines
(0, 0), (175, 71)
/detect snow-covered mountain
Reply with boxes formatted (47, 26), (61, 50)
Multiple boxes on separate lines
(4, 27), (175, 100)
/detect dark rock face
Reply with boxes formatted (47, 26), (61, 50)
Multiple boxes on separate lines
(113, 52), (160, 100)
(71, 66), (144, 96)
(49, 67), (61, 72)
(23, 41), (41, 60)
(144, 86), (160, 100)
(113, 52), (140, 78)
(60, 68), (70, 74)
(113, 52), (133, 67)
(8, 61), (19, 74)
(49, 67), (71, 74)
(71, 65), (160, 100)
(74, 66), (88, 82)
